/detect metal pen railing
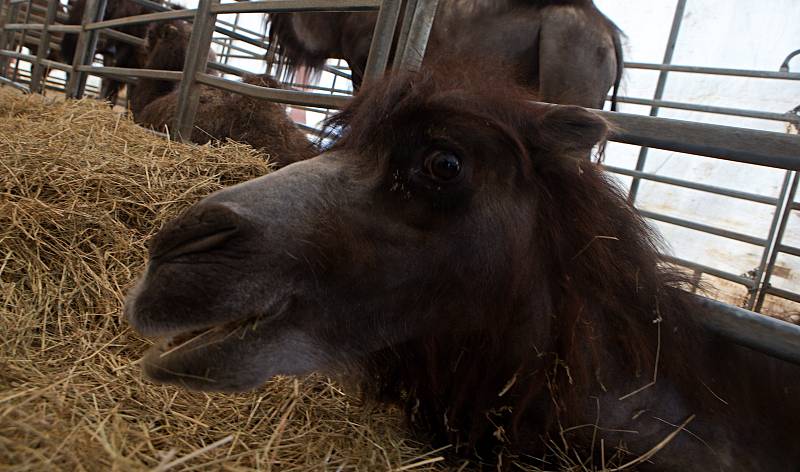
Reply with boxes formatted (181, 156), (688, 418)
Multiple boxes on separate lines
(594, 0), (800, 311)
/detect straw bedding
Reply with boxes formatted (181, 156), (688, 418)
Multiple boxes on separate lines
(0, 88), (449, 471)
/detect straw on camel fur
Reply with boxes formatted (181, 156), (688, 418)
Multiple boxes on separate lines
(0, 88), (450, 471)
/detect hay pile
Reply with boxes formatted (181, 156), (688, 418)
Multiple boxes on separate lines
(0, 88), (448, 471)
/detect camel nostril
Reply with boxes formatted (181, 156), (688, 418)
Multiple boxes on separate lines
(156, 227), (239, 261)
(150, 203), (243, 262)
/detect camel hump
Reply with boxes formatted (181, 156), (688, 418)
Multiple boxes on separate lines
(537, 5), (620, 109)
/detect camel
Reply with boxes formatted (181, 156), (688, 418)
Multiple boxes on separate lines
(130, 20), (315, 168)
(267, 0), (623, 109)
(124, 62), (800, 470)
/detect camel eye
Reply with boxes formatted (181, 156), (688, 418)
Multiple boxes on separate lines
(424, 150), (462, 182)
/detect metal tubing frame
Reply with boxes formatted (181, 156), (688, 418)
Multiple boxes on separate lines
(626, 61), (800, 81)
(600, 110), (800, 171)
(38, 56), (70, 72)
(393, 0), (416, 61)
(286, 80), (351, 95)
(599, 110), (800, 170)
(0, 47), (33, 60)
(395, 0), (438, 72)
(0, 0), (22, 76)
(616, 32), (800, 309)
(65, 0), (103, 98)
(323, 64), (352, 81)
(87, 9), (195, 31)
(197, 72), (350, 109)
(29, 0), (57, 93)
(120, 0), (274, 52)
(101, 27), (144, 47)
(612, 95), (800, 125)
(0, 48), (72, 70)
(780, 49), (800, 72)
(604, 164), (778, 206)
(762, 285), (800, 305)
(665, 254), (753, 286)
(210, 35), (261, 58)
(77, 65), (180, 81)
(627, 0), (686, 202)
(216, 17), (267, 43)
(745, 170), (796, 309)
(218, 13), (241, 65)
(755, 171), (800, 311)
(0, 72), (28, 91)
(779, 243), (800, 258)
(47, 24), (81, 33)
(207, 59), (249, 77)
(0, 0), (9, 75)
(211, 0), (381, 15)
(694, 295), (800, 366)
(638, 209), (766, 247)
(3, 22), (43, 29)
(86, 0), (380, 31)
(10, 0), (32, 82)
(215, 52), (263, 60)
(362, 0), (401, 84)
(173, 0), (217, 141)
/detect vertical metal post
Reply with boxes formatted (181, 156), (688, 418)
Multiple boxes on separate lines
(322, 59), (343, 122)
(362, 0), (402, 85)
(11, 0), (33, 82)
(174, 0), (218, 141)
(220, 13), (240, 65)
(30, 0), (58, 93)
(0, 0), (12, 76)
(396, 0), (438, 72)
(628, 0), (687, 202)
(66, 0), (105, 98)
(392, 0), (416, 61)
(2, 1), (21, 78)
(754, 171), (799, 311)
(746, 170), (795, 309)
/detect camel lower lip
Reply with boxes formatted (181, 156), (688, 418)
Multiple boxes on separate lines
(160, 327), (214, 351)
(152, 316), (258, 357)
(146, 297), (294, 358)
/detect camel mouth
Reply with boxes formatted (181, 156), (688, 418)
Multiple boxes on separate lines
(148, 313), (263, 358)
(142, 297), (293, 361)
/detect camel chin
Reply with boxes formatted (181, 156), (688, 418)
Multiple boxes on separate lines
(138, 309), (327, 392)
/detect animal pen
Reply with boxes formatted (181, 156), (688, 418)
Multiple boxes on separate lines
(0, 0), (799, 467)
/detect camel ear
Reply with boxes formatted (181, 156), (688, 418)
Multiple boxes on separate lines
(537, 105), (609, 155)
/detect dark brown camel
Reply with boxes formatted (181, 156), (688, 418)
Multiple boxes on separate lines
(124, 63), (800, 470)
(267, 0), (623, 110)
(130, 21), (315, 169)
(62, 0), (152, 103)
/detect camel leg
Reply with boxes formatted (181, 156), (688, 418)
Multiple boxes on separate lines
(537, 6), (618, 109)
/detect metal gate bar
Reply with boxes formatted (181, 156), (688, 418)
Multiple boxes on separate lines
(628, 0), (686, 202)
(625, 61), (800, 80)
